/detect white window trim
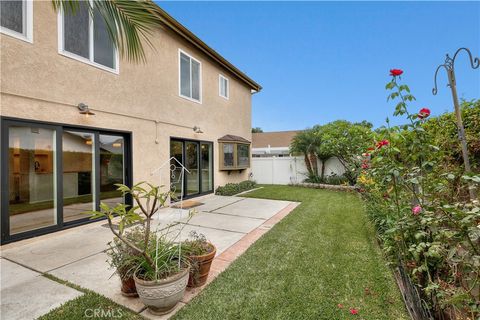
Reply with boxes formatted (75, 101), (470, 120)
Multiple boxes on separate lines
(0, 0), (33, 43)
(178, 49), (202, 104)
(57, 2), (119, 74)
(219, 74), (229, 100)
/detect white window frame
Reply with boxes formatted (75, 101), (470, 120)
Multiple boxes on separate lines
(178, 49), (202, 104)
(57, 2), (119, 74)
(219, 74), (229, 100)
(0, 0), (33, 43)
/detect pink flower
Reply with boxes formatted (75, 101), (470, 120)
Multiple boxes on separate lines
(412, 205), (422, 215)
(337, 304), (344, 309)
(350, 308), (359, 315)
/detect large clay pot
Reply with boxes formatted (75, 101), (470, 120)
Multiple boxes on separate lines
(120, 276), (138, 297)
(187, 243), (216, 288)
(134, 267), (190, 315)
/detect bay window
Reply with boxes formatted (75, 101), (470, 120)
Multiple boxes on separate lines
(218, 135), (251, 171)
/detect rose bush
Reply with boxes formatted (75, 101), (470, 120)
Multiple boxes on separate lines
(357, 70), (480, 319)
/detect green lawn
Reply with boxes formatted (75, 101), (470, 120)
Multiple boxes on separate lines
(173, 185), (408, 320)
(38, 275), (144, 320)
(40, 185), (407, 320)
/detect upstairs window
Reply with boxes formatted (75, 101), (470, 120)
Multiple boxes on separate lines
(0, 0), (33, 42)
(179, 50), (201, 103)
(219, 75), (229, 99)
(59, 1), (117, 72)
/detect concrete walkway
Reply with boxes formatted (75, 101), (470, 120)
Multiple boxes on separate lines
(0, 195), (298, 320)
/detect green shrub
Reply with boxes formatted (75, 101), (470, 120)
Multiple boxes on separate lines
(215, 180), (257, 196)
(304, 173), (349, 185)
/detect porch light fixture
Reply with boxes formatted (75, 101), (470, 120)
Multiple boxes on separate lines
(77, 103), (95, 117)
(193, 126), (203, 134)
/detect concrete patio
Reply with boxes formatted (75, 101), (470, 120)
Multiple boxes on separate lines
(0, 194), (298, 320)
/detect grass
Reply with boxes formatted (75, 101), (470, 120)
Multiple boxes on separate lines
(173, 185), (408, 320)
(38, 274), (145, 320)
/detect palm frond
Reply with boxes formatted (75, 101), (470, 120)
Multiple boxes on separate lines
(52, 0), (164, 63)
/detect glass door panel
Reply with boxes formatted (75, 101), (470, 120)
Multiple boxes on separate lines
(62, 131), (95, 223)
(170, 140), (184, 197)
(8, 126), (57, 235)
(185, 142), (199, 195)
(99, 134), (125, 206)
(201, 143), (213, 193)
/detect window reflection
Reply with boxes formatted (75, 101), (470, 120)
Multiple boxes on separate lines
(8, 126), (57, 234)
(62, 131), (94, 223)
(100, 135), (124, 206)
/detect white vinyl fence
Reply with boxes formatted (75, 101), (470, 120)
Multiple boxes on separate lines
(251, 156), (345, 185)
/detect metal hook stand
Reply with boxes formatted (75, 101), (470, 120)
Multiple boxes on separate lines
(150, 157), (190, 274)
(432, 47), (479, 202)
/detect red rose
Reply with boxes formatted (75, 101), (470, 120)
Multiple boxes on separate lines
(350, 308), (359, 315)
(376, 139), (389, 149)
(389, 69), (403, 76)
(418, 108), (431, 119)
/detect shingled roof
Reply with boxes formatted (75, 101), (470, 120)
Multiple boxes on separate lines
(218, 135), (251, 143)
(252, 130), (302, 148)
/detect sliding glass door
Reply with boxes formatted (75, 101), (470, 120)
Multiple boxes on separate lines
(170, 139), (213, 199)
(1, 119), (131, 243)
(7, 125), (58, 235)
(62, 130), (95, 223)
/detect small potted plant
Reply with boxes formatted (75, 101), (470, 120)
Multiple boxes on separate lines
(106, 226), (148, 297)
(183, 231), (217, 287)
(87, 182), (192, 315)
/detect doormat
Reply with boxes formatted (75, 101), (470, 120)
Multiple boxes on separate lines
(171, 200), (204, 209)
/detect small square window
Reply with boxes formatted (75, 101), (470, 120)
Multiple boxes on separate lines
(219, 75), (229, 99)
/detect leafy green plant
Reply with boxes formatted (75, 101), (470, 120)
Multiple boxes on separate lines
(357, 70), (479, 319)
(86, 182), (192, 281)
(182, 231), (213, 256)
(215, 180), (257, 196)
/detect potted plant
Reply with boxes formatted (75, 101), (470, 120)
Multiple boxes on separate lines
(106, 226), (147, 297)
(183, 231), (217, 287)
(87, 182), (192, 315)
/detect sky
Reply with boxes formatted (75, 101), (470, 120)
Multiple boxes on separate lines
(160, 1), (480, 131)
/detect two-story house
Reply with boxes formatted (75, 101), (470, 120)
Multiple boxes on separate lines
(0, 0), (261, 243)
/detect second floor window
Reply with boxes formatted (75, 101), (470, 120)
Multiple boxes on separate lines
(0, 0), (33, 42)
(179, 50), (201, 103)
(219, 75), (229, 99)
(60, 1), (117, 71)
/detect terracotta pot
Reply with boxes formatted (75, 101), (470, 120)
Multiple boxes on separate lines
(120, 276), (138, 297)
(187, 243), (216, 288)
(134, 267), (190, 315)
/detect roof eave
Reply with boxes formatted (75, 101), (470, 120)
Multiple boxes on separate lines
(154, 6), (262, 92)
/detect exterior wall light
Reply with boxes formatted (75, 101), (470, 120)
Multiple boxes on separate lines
(193, 126), (203, 134)
(77, 103), (95, 117)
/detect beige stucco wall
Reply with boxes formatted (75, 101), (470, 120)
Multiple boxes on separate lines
(0, 0), (254, 192)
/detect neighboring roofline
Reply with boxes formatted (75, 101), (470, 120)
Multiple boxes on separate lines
(154, 6), (262, 93)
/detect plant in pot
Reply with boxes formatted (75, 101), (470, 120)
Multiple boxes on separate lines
(183, 231), (217, 288)
(105, 226), (150, 297)
(87, 182), (193, 315)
